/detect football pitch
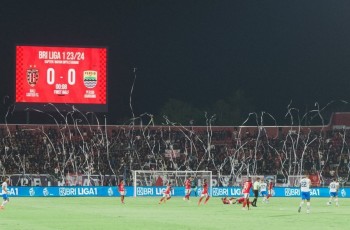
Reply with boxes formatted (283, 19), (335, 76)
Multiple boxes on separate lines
(0, 197), (348, 230)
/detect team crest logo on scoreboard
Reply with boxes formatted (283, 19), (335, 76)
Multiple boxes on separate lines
(26, 66), (39, 87)
(83, 70), (98, 88)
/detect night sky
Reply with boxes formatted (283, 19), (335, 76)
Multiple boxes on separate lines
(1, 0), (350, 124)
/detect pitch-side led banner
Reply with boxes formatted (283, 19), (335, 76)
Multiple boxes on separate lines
(6, 186), (350, 198)
(15, 45), (107, 105)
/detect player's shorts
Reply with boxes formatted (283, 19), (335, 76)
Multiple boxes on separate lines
(2, 194), (8, 200)
(163, 193), (171, 198)
(119, 191), (125, 196)
(301, 191), (310, 200)
(243, 193), (250, 199)
(201, 192), (209, 197)
(261, 191), (267, 196)
(330, 192), (338, 197)
(185, 189), (191, 195)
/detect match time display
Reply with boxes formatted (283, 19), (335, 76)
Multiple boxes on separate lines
(15, 45), (107, 105)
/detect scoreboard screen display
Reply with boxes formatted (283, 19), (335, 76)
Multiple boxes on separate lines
(15, 45), (107, 111)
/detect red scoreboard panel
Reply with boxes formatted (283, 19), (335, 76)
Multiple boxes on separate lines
(15, 45), (107, 111)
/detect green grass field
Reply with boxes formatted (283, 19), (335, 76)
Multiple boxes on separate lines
(0, 197), (348, 230)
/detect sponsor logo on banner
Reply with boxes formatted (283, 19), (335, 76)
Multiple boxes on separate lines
(285, 188), (300, 196)
(8, 188), (18, 196)
(58, 187), (98, 196)
(29, 187), (35, 196)
(26, 66), (39, 87)
(5, 186), (350, 197)
(212, 187), (241, 196)
(59, 188), (76, 196)
(284, 188), (320, 197)
(341, 189), (346, 197)
(108, 187), (114, 196)
(136, 187), (154, 196)
(43, 188), (49, 196)
(83, 71), (97, 88)
(310, 189), (320, 196)
(77, 187), (97, 195)
(213, 188), (228, 196)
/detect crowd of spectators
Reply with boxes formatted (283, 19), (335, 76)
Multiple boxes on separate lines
(0, 124), (349, 183)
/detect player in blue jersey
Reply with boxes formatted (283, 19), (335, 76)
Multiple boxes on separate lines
(1, 178), (10, 210)
(298, 175), (311, 214)
(260, 180), (268, 203)
(327, 178), (339, 207)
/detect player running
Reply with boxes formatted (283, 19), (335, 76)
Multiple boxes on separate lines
(327, 178), (339, 207)
(298, 174), (311, 214)
(118, 179), (125, 204)
(183, 177), (192, 201)
(1, 177), (10, 210)
(159, 182), (172, 204)
(260, 180), (268, 203)
(242, 177), (253, 210)
(198, 179), (210, 205)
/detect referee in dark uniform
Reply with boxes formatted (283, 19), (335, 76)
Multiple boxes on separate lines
(252, 177), (260, 207)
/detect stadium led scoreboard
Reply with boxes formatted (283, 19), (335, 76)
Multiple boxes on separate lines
(15, 45), (108, 111)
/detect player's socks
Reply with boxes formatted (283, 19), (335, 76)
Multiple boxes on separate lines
(246, 199), (250, 209)
(242, 200), (246, 208)
(1, 201), (7, 207)
(306, 202), (310, 213)
(204, 196), (210, 204)
(298, 201), (303, 213)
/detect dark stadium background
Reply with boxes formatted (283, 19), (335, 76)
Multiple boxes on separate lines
(1, 0), (350, 125)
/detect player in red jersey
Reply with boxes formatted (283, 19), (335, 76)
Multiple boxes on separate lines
(159, 182), (172, 204)
(198, 179), (210, 205)
(242, 177), (252, 210)
(221, 197), (253, 205)
(118, 179), (125, 204)
(266, 180), (274, 202)
(236, 196), (253, 205)
(183, 177), (192, 201)
(221, 197), (236, 205)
